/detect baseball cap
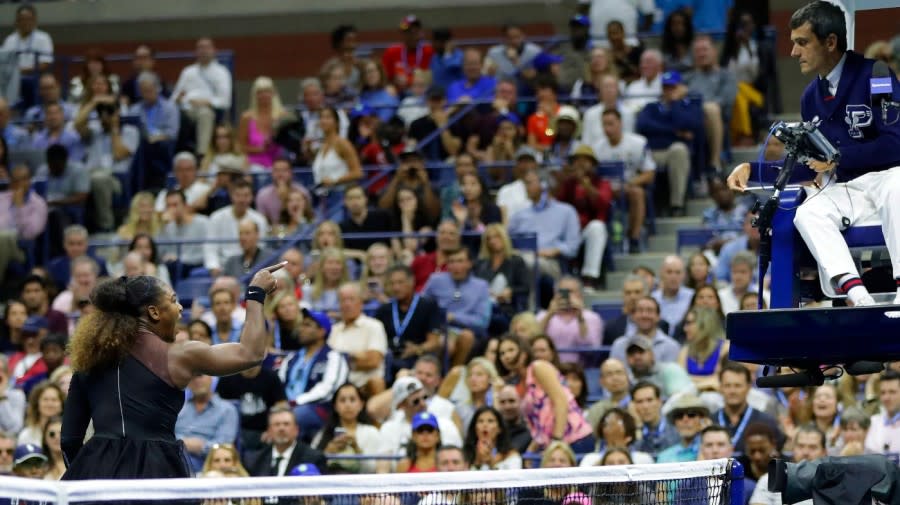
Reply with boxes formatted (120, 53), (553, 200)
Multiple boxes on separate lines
(569, 14), (591, 28)
(301, 308), (331, 338)
(532, 52), (564, 73)
(398, 145), (424, 160)
(288, 463), (321, 476)
(562, 492), (592, 505)
(350, 103), (376, 119)
(514, 145), (540, 162)
(391, 376), (425, 410)
(400, 15), (421, 31)
(14, 444), (47, 467)
(214, 154), (245, 175)
(21, 316), (48, 334)
(625, 335), (653, 353)
(496, 112), (521, 127)
(426, 84), (446, 100)
(411, 412), (440, 432)
(556, 105), (581, 124)
(661, 70), (683, 86)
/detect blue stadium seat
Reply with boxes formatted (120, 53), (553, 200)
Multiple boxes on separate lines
(591, 302), (623, 323)
(175, 277), (213, 307)
(676, 226), (742, 254)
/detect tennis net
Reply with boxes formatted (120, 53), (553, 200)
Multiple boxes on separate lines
(0, 458), (743, 504)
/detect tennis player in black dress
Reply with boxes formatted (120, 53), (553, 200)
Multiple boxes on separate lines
(60, 262), (284, 479)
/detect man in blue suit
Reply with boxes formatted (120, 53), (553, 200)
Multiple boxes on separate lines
(728, 1), (900, 306)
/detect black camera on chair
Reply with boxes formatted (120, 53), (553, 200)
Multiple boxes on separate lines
(772, 120), (841, 165)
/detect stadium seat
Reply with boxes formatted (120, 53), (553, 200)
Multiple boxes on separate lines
(175, 277), (213, 308)
(591, 302), (622, 323)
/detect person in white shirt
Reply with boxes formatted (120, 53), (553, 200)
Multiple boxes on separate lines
(584, 0), (654, 48)
(328, 282), (389, 395)
(718, 251), (756, 315)
(582, 75), (635, 146)
(592, 108), (655, 252)
(203, 178), (268, 276)
(2, 5), (52, 75)
(198, 276), (247, 330)
(154, 152), (211, 213)
(172, 38), (233, 155)
(496, 147), (539, 221)
(158, 188), (209, 279)
(623, 49), (663, 113)
(375, 377), (463, 473)
(865, 370), (900, 456)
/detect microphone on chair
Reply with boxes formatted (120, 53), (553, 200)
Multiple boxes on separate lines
(871, 60), (897, 123)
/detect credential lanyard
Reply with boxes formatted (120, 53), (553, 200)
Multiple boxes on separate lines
(719, 407), (754, 446)
(642, 418), (666, 440)
(392, 295), (420, 348)
(400, 42), (424, 76)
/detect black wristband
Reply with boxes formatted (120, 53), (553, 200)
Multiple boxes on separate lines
(245, 286), (267, 304)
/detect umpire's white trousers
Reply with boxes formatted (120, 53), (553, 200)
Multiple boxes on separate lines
(793, 167), (900, 282)
(581, 220), (608, 278)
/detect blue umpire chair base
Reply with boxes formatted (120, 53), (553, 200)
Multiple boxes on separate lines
(728, 163), (895, 388)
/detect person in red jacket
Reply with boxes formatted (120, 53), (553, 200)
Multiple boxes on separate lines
(382, 15), (433, 92)
(557, 144), (613, 291)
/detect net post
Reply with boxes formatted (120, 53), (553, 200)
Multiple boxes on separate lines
(727, 458), (745, 505)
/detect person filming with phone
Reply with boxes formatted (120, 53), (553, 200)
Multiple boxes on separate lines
(536, 277), (603, 367)
(74, 93), (141, 233)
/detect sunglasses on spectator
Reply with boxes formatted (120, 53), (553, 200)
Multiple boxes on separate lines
(414, 426), (437, 434)
(0, 448), (13, 456)
(674, 410), (703, 420)
(408, 395), (427, 407)
(47, 430), (58, 438)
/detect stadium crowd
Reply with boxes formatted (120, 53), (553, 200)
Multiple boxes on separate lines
(0, 2), (898, 504)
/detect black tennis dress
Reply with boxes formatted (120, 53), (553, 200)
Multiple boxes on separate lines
(60, 329), (192, 479)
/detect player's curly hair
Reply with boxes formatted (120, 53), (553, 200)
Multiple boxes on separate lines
(68, 276), (165, 372)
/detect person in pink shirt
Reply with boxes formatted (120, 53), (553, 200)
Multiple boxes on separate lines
(0, 164), (47, 282)
(496, 335), (594, 454)
(536, 276), (603, 364)
(255, 157), (312, 226)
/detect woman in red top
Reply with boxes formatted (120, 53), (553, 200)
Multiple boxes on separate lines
(396, 412), (441, 473)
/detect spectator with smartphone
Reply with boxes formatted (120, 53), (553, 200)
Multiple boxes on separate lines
(74, 90), (140, 232)
(537, 276), (603, 365)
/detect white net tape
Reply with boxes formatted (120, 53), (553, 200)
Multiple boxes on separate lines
(0, 459), (734, 503)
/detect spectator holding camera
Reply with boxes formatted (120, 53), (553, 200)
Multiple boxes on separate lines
(74, 90), (141, 232)
(378, 148), (441, 223)
(537, 276), (603, 364)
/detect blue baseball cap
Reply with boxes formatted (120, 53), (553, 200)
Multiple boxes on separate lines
(301, 308), (331, 338)
(411, 412), (440, 432)
(350, 103), (376, 119)
(533, 52), (564, 72)
(14, 444), (47, 466)
(496, 112), (521, 127)
(21, 316), (48, 334)
(288, 463), (321, 476)
(662, 70), (683, 86)
(569, 14), (590, 27)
